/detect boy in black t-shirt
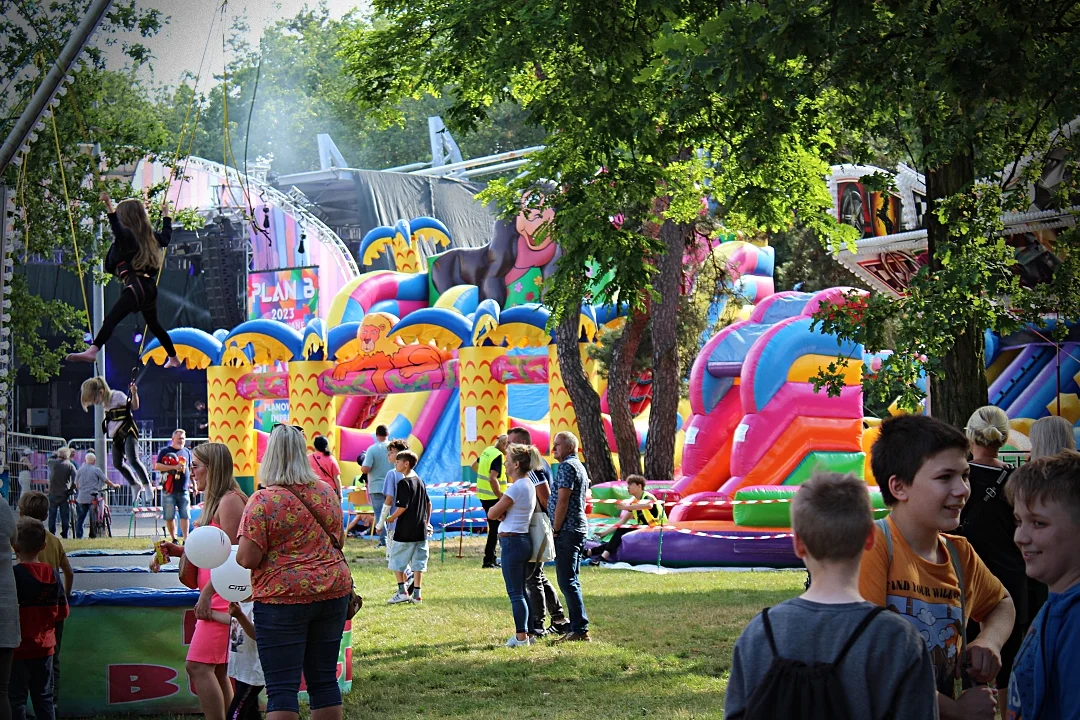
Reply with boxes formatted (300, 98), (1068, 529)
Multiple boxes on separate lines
(383, 451), (431, 605)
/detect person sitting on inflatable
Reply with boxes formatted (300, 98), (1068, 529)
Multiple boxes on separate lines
(588, 475), (665, 564)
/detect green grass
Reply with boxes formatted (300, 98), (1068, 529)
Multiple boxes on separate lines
(347, 537), (801, 719)
(77, 535), (805, 719)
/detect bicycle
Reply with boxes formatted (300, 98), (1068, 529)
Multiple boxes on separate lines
(89, 490), (113, 539)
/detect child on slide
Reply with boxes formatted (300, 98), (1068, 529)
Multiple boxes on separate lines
(79, 376), (152, 506)
(66, 191), (181, 368)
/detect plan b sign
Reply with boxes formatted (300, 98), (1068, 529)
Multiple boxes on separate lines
(248, 267), (319, 330)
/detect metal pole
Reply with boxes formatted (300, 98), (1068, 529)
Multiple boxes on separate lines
(656, 524), (665, 572)
(458, 492), (466, 559)
(440, 492), (447, 563)
(0, 0), (115, 175)
(93, 244), (106, 466)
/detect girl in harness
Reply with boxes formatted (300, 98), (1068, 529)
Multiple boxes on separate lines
(79, 376), (151, 505)
(66, 192), (182, 368)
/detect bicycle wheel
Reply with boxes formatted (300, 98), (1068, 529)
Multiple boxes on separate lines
(103, 506), (112, 538)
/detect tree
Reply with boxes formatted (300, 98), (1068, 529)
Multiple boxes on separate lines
(1, 1), (167, 381)
(659, 0), (1080, 429)
(341, 0), (836, 483)
(173, 5), (546, 175)
(772, 226), (862, 293)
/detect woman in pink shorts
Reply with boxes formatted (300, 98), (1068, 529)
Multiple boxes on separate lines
(178, 443), (248, 720)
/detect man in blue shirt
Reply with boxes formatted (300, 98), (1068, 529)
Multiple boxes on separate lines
(360, 425), (392, 546)
(152, 429), (193, 542)
(549, 431), (591, 642)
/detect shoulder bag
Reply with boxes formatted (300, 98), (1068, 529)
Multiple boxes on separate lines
(529, 494), (556, 563)
(285, 485), (363, 619)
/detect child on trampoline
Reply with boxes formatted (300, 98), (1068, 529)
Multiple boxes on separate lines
(79, 376), (151, 506)
(65, 191), (181, 368)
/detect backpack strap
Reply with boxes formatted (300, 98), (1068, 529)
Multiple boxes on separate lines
(833, 606), (886, 666)
(875, 517), (893, 564)
(759, 607), (780, 658)
(944, 537), (968, 665)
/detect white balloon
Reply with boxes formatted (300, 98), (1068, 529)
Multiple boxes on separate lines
(184, 526), (231, 569)
(211, 548), (252, 602)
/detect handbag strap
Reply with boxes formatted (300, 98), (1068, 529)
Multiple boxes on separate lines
(312, 453), (334, 483)
(284, 485), (342, 552)
(960, 465), (1011, 534)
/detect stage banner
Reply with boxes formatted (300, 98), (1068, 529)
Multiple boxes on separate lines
(248, 267), (319, 331)
(61, 590), (353, 716)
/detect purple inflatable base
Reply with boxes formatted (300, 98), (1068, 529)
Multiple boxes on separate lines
(609, 528), (803, 569)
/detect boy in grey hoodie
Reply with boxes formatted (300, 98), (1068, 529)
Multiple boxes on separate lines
(725, 472), (937, 720)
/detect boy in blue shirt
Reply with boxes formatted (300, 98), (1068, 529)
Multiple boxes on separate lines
(1006, 450), (1080, 719)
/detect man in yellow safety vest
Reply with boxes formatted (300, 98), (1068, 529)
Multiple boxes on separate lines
(587, 474), (666, 564)
(473, 434), (508, 568)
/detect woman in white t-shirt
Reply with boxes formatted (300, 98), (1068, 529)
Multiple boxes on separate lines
(79, 376), (151, 504)
(486, 443), (537, 648)
(226, 601), (265, 720)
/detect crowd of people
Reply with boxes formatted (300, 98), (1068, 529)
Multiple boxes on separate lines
(2, 404), (1079, 719)
(727, 409), (1080, 720)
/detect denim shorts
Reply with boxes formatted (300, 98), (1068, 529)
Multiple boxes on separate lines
(254, 595), (349, 713)
(162, 491), (190, 521)
(387, 539), (429, 573)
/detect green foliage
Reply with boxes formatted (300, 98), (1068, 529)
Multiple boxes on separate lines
(771, 226), (862, 292)
(1, 1), (167, 382)
(172, 5), (546, 174)
(170, 206), (206, 231)
(653, 0), (1080, 422)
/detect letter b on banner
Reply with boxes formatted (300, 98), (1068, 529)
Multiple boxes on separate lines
(107, 665), (180, 704)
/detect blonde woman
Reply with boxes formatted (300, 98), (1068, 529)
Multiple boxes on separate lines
(962, 405), (1040, 692)
(237, 424), (352, 720)
(486, 443), (537, 647)
(177, 442), (247, 720)
(66, 193), (180, 367)
(79, 377), (151, 505)
(1030, 415), (1077, 460)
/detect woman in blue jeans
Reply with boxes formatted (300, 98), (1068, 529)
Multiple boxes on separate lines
(486, 444), (537, 648)
(237, 425), (353, 720)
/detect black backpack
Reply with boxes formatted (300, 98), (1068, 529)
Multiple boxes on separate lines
(743, 605), (886, 720)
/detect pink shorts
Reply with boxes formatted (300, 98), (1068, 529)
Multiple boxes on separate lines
(186, 617), (230, 664)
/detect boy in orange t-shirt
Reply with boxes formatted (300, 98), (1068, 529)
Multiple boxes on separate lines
(860, 414), (1016, 720)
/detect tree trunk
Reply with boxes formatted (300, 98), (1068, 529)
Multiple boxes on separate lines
(556, 306), (618, 485)
(607, 301), (650, 477)
(644, 216), (688, 481)
(924, 149), (987, 429)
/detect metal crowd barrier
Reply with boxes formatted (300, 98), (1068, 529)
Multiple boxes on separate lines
(6, 435), (209, 511)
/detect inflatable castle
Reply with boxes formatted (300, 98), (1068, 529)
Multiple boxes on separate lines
(137, 148), (1076, 569)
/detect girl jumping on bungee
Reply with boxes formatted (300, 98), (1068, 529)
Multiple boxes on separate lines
(66, 191), (182, 368)
(79, 376), (152, 506)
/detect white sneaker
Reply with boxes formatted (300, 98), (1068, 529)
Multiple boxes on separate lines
(387, 591), (412, 605)
(505, 635), (532, 648)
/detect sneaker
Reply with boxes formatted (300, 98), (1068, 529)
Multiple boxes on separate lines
(482, 561), (501, 569)
(528, 628), (548, 639)
(553, 631), (592, 643)
(386, 591), (412, 605)
(410, 595), (423, 604)
(505, 635), (532, 648)
(549, 621), (571, 635)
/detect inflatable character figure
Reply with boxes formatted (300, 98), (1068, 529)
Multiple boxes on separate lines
(430, 191), (559, 307)
(331, 312), (451, 392)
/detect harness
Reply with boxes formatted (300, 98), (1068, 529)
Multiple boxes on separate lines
(103, 400), (139, 442)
